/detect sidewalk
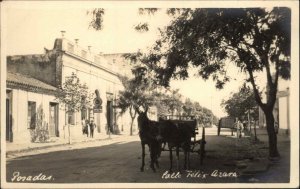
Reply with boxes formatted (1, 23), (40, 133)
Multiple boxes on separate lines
(249, 127), (290, 143)
(6, 131), (138, 156)
(239, 127), (291, 183)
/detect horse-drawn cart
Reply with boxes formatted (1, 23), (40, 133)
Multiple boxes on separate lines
(159, 115), (206, 165)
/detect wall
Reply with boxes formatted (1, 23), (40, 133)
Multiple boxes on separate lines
(103, 53), (133, 77)
(9, 88), (60, 143)
(60, 49), (135, 136)
(278, 96), (289, 133)
(7, 54), (58, 87)
(258, 89), (290, 135)
(6, 38), (139, 142)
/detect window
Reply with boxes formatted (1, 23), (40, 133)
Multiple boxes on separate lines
(28, 101), (36, 129)
(67, 43), (74, 53)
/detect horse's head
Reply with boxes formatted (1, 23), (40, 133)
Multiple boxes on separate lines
(137, 111), (149, 131)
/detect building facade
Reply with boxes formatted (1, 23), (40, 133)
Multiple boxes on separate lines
(6, 72), (58, 143)
(6, 37), (136, 144)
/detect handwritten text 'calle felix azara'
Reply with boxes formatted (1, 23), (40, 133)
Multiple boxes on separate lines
(162, 170), (238, 179)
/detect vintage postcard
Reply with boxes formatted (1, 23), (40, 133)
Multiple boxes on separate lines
(1, 1), (299, 188)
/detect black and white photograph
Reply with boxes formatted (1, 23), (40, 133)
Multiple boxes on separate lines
(0, 1), (299, 188)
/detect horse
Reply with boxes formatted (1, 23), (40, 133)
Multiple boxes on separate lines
(137, 111), (161, 172)
(158, 119), (194, 171)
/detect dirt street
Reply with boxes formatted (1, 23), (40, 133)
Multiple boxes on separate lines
(6, 127), (290, 184)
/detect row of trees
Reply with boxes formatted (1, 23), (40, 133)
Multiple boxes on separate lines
(221, 84), (259, 122)
(117, 65), (218, 136)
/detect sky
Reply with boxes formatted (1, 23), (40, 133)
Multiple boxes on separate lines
(3, 1), (293, 118)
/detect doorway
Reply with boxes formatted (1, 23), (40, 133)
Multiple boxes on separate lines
(49, 102), (59, 137)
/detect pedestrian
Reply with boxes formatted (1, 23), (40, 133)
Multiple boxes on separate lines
(82, 118), (87, 135)
(234, 118), (243, 138)
(85, 120), (90, 137)
(89, 119), (96, 138)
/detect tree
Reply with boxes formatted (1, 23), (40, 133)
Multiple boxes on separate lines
(117, 66), (158, 135)
(221, 85), (259, 121)
(182, 98), (195, 116)
(134, 8), (290, 158)
(56, 73), (93, 144)
(160, 89), (183, 116)
(182, 99), (218, 126)
(154, 92), (170, 117)
(221, 85), (259, 138)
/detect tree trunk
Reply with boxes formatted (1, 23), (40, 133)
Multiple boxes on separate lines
(246, 62), (280, 159)
(264, 109), (280, 158)
(254, 120), (257, 141)
(68, 124), (71, 144)
(129, 106), (137, 136)
(130, 120), (134, 136)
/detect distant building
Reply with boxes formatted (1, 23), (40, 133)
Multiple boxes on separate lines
(258, 78), (290, 135)
(102, 53), (133, 78)
(6, 37), (136, 143)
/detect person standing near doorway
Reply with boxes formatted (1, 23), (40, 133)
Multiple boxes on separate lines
(85, 120), (90, 137)
(82, 118), (86, 135)
(89, 119), (96, 138)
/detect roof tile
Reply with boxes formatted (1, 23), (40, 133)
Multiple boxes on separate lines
(7, 72), (57, 91)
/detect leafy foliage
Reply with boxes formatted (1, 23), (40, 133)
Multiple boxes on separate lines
(88, 8), (290, 157)
(182, 99), (218, 126)
(138, 8), (160, 15)
(56, 73), (93, 114)
(159, 89), (183, 116)
(120, 55), (218, 125)
(117, 68), (160, 135)
(129, 8), (290, 157)
(134, 23), (149, 33)
(221, 85), (259, 121)
(117, 67), (158, 115)
(88, 8), (105, 30)
(140, 8), (290, 93)
(30, 107), (50, 143)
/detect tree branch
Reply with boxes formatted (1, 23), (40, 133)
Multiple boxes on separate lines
(273, 41), (280, 92)
(246, 67), (265, 110)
